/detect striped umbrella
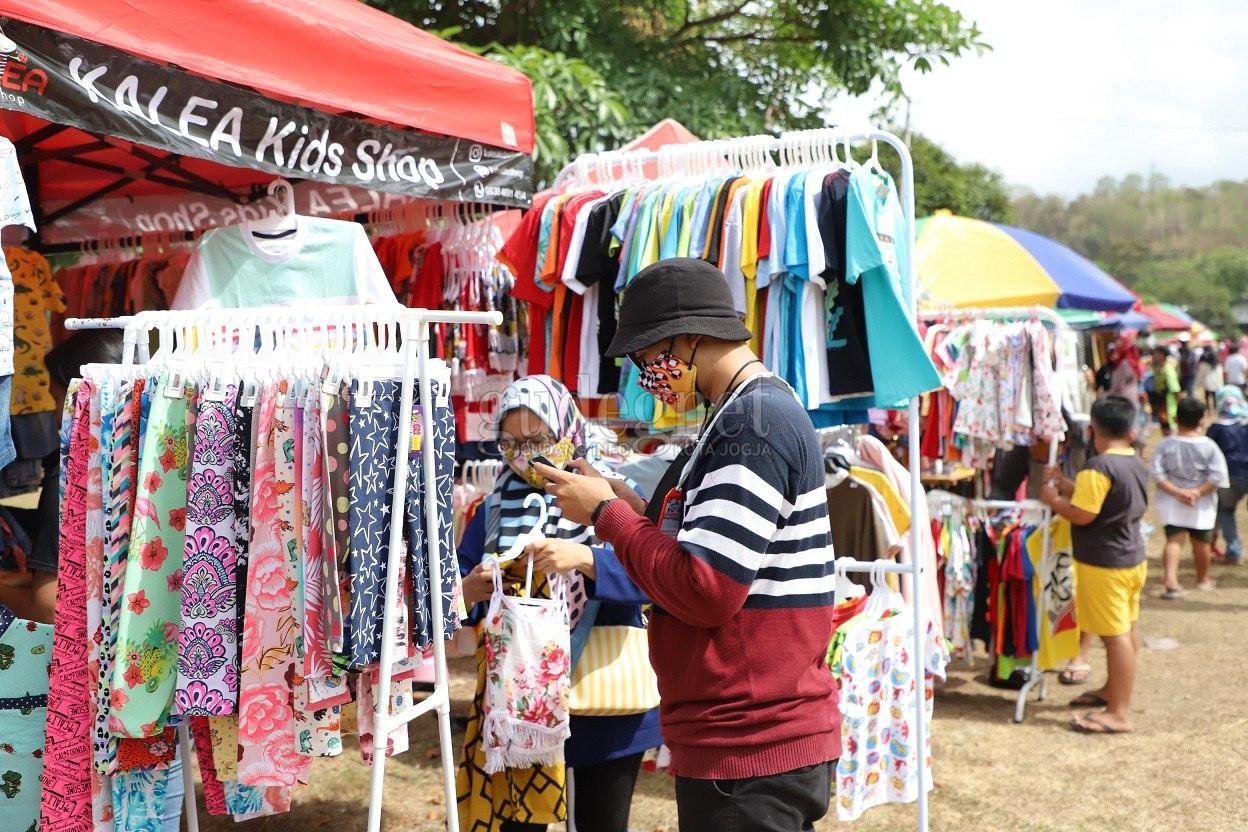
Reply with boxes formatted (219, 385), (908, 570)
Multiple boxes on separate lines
(916, 211), (1136, 312)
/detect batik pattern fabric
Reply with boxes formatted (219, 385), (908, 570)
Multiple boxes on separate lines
(404, 401), (432, 649)
(41, 380), (93, 832)
(0, 607), (54, 832)
(237, 387), (305, 793)
(110, 766), (169, 832)
(176, 384), (242, 716)
(230, 397), (253, 689)
(347, 378), (400, 668)
(110, 376), (189, 739)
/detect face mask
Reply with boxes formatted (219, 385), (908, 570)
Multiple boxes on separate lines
(638, 349), (699, 410)
(503, 436), (576, 490)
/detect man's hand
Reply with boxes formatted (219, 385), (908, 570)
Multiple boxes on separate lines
(535, 462), (618, 526)
(461, 560), (496, 607)
(567, 458), (649, 515)
(524, 538), (596, 579)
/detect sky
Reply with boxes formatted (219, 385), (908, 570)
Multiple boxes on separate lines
(832, 0), (1248, 198)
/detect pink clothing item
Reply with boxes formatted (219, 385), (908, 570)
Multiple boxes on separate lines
(41, 382), (94, 832)
(855, 434), (945, 639)
(237, 387), (306, 792)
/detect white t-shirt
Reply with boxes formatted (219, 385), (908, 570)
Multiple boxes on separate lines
(1225, 353), (1248, 386)
(171, 216), (396, 310)
(1152, 434), (1229, 530)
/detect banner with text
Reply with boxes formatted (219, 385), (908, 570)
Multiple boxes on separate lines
(0, 18), (533, 208)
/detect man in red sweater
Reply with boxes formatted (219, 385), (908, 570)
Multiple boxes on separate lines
(538, 258), (839, 831)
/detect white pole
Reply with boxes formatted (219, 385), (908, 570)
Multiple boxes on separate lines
(415, 324), (463, 832)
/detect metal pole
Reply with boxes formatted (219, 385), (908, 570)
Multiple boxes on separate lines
(415, 325), (462, 832)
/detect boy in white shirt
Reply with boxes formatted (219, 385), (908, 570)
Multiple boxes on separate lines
(1153, 397), (1229, 598)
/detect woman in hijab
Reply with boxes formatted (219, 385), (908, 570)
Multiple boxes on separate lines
(1106, 331), (1143, 405)
(1207, 385), (1248, 564)
(455, 375), (660, 832)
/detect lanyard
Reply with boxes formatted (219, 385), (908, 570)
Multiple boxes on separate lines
(676, 372), (771, 491)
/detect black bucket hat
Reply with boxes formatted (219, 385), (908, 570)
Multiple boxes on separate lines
(607, 257), (752, 357)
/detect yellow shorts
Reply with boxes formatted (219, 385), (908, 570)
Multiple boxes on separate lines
(1075, 560), (1147, 637)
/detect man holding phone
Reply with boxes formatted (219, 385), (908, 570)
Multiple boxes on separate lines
(536, 258), (839, 832)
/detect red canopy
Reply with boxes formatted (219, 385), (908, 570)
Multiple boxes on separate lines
(3, 0), (534, 152)
(0, 1), (536, 231)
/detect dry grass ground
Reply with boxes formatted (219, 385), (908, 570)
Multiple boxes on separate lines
(199, 463), (1248, 831)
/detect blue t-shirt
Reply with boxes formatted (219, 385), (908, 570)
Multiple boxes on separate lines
(843, 167), (940, 407)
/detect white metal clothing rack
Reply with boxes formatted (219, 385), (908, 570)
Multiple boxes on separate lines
(561, 127), (933, 831)
(66, 305), (502, 832)
(923, 304), (1072, 722)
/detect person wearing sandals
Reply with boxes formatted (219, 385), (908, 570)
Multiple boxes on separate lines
(1041, 395), (1149, 734)
(1152, 397), (1228, 598)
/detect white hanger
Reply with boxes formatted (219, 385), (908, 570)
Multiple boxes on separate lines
(249, 178), (299, 238)
(834, 558), (866, 606)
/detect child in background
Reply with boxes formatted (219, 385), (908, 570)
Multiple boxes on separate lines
(1041, 395), (1149, 735)
(1153, 397), (1228, 598)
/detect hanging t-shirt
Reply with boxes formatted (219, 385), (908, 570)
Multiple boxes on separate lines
(844, 167), (940, 407)
(818, 170), (874, 400)
(0, 138), (35, 383)
(171, 217), (396, 309)
(6, 247), (66, 414)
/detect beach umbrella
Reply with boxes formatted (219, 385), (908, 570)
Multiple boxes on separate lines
(1140, 304), (1193, 331)
(916, 212), (1136, 312)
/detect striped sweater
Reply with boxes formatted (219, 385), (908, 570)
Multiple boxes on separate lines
(596, 375), (840, 779)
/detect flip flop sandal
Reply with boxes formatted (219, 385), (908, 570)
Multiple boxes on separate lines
(1058, 664), (1092, 685)
(1069, 692), (1108, 708)
(1070, 713), (1129, 735)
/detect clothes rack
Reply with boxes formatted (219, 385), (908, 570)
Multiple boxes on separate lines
(66, 304), (503, 832)
(562, 127), (931, 831)
(923, 304), (1073, 723)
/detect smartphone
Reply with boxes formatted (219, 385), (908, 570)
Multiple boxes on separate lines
(530, 454), (562, 471)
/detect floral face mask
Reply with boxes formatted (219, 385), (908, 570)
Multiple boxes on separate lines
(503, 436), (577, 490)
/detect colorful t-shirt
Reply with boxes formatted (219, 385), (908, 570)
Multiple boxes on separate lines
(6, 247), (65, 414)
(836, 600), (946, 821)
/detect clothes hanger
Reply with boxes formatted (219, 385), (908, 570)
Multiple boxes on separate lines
(249, 178), (299, 240)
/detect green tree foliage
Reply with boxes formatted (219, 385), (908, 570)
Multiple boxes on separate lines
(1014, 176), (1248, 332)
(875, 133), (1012, 222)
(371, 1), (985, 181)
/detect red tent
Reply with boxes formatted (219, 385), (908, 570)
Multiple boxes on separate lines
(1140, 303), (1192, 331)
(0, 1), (536, 236)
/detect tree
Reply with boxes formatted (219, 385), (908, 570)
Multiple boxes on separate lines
(891, 133), (1013, 222)
(372, 1), (986, 181)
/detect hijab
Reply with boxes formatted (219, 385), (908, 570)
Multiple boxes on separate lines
(1215, 384), (1248, 421)
(485, 376), (606, 626)
(1114, 331), (1143, 380)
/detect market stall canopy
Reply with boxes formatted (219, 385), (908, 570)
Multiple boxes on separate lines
(0, 0), (537, 232)
(916, 212), (1136, 312)
(1139, 303), (1193, 331)
(1098, 308), (1153, 330)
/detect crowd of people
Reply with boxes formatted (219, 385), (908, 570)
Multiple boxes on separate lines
(1048, 330), (1248, 736)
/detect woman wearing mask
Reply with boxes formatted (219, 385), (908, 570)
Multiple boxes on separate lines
(455, 375), (660, 832)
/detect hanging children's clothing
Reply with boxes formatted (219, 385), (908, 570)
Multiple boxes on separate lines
(834, 582), (947, 821)
(171, 217), (397, 309)
(501, 157), (941, 425)
(40, 315), (463, 825)
(0, 605), (54, 832)
(0, 137), (37, 471)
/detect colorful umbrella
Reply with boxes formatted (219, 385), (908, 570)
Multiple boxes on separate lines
(915, 212), (1137, 312)
(1140, 303), (1192, 331)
